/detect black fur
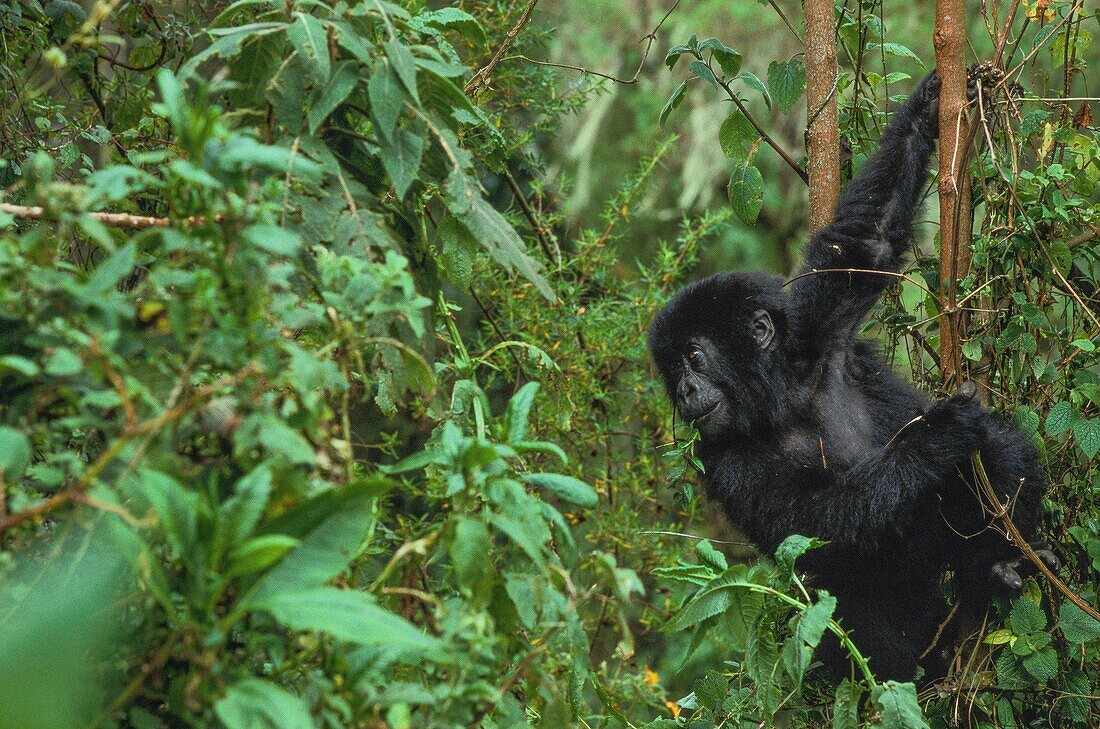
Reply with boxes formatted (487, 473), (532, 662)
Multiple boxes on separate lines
(649, 72), (1045, 682)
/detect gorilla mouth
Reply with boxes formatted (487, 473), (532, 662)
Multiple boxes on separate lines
(687, 402), (720, 424)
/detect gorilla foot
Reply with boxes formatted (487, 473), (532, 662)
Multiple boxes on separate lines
(990, 543), (1060, 590)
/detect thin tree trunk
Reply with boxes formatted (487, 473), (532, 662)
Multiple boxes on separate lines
(802, 0), (840, 235)
(934, 0), (973, 390)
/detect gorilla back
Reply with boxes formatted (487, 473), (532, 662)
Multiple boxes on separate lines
(648, 71), (1048, 682)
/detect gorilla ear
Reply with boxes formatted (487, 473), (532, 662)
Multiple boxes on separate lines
(751, 309), (775, 349)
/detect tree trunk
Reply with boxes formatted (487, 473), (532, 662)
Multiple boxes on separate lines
(802, 0), (840, 235)
(934, 0), (973, 391)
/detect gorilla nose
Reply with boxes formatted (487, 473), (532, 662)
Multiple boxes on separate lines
(677, 379), (698, 407)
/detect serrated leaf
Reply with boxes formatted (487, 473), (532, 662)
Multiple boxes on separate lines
(1073, 418), (1100, 458)
(695, 539), (728, 571)
(308, 60), (359, 134)
(767, 58), (806, 114)
(775, 534), (825, 573)
(719, 109), (758, 162)
(1045, 401), (1074, 436)
(693, 671), (727, 710)
(1021, 646), (1058, 681)
(1009, 597), (1047, 634)
(368, 60), (404, 141)
(1059, 601), (1100, 643)
(870, 681), (929, 729)
(699, 38), (742, 76)
(288, 12), (330, 82)
(659, 81), (687, 127)
(215, 679), (312, 729)
(833, 679), (862, 729)
(735, 71), (771, 108)
(727, 162), (763, 224)
(521, 473), (597, 508)
(689, 60), (719, 87)
(666, 586), (734, 632)
(379, 128), (424, 199)
(996, 650), (1031, 689)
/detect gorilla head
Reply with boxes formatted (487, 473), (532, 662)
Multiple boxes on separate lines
(647, 271), (796, 439)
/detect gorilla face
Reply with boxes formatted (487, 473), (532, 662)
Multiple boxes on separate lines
(649, 273), (784, 440)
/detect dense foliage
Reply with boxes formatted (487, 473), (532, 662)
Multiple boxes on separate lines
(0, 1), (1095, 728)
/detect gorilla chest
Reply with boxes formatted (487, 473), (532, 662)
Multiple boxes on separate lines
(782, 388), (876, 470)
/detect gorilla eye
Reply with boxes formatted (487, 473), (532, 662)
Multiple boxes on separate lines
(687, 347), (705, 367)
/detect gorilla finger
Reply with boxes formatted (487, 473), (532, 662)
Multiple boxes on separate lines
(991, 561), (1023, 590)
(1034, 548), (1060, 572)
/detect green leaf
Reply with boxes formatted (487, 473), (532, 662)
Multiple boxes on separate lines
(243, 224), (301, 256)
(85, 242), (136, 293)
(0, 427), (31, 482)
(1073, 418), (1100, 458)
(504, 382), (540, 443)
(411, 8), (486, 42)
(775, 534), (825, 573)
(663, 43), (694, 71)
(447, 173), (554, 301)
(368, 60), (404, 142)
(718, 109), (758, 162)
(139, 469), (199, 559)
(308, 60), (359, 134)
(689, 60), (718, 88)
(695, 539), (728, 571)
(1070, 338), (1096, 352)
(379, 128), (425, 199)
(521, 473), (597, 508)
(1021, 646), (1058, 681)
(288, 12), (330, 82)
(727, 162), (764, 224)
(1045, 401), (1074, 436)
(867, 42), (926, 68)
(384, 40), (419, 104)
(215, 679), (313, 729)
(735, 71), (771, 108)
(1009, 597), (1047, 634)
(450, 518), (492, 602)
(221, 466), (272, 548)
(798, 593), (836, 649)
(693, 670), (727, 710)
(961, 339), (983, 361)
(870, 681), (929, 729)
(490, 511), (549, 564)
(665, 585), (734, 632)
(832, 679), (862, 729)
(255, 587), (441, 652)
(659, 81), (687, 127)
(699, 39), (742, 77)
(996, 650), (1031, 689)
(767, 58), (806, 114)
(226, 534), (299, 578)
(250, 488), (378, 601)
(1059, 601), (1100, 644)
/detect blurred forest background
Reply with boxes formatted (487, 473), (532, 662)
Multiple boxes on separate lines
(0, 0), (1096, 727)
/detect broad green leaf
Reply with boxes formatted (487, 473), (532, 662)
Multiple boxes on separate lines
(447, 174), (554, 301)
(767, 58), (806, 114)
(867, 42), (926, 68)
(688, 60), (719, 88)
(288, 12), (330, 82)
(504, 381), (540, 443)
(250, 487), (378, 601)
(693, 670), (727, 710)
(695, 539), (728, 571)
(797, 593), (836, 649)
(698, 38), (742, 76)
(736, 71), (771, 107)
(1009, 597), (1046, 634)
(665, 585), (734, 632)
(215, 679), (312, 729)
(718, 109), (758, 162)
(450, 517), (492, 602)
(221, 465), (273, 548)
(490, 508), (551, 565)
(659, 81), (687, 127)
(1021, 646), (1058, 681)
(521, 473), (597, 508)
(85, 241), (136, 293)
(410, 8), (486, 43)
(1045, 401), (1074, 436)
(139, 469), (200, 559)
(1073, 418), (1100, 458)
(226, 534), (299, 578)
(308, 60), (360, 134)
(254, 587), (441, 652)
(243, 224), (301, 256)
(1070, 338), (1096, 351)
(832, 679), (862, 729)
(379, 128), (425, 199)
(383, 40), (419, 103)
(0, 427), (31, 482)
(663, 44), (694, 71)
(727, 162), (764, 224)
(1059, 601), (1100, 644)
(871, 681), (929, 729)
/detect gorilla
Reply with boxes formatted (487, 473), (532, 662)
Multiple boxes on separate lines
(648, 71), (1055, 681)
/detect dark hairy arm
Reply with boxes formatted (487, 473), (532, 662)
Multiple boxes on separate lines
(790, 72), (944, 346)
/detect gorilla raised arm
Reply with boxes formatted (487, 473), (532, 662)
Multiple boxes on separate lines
(649, 72), (1051, 681)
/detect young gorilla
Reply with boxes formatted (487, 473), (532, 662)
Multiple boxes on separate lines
(649, 71), (1054, 681)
